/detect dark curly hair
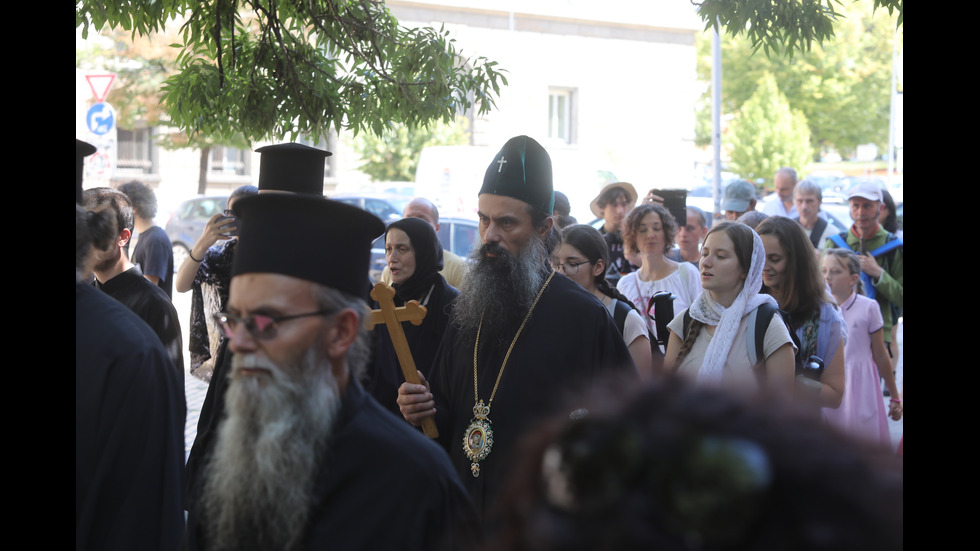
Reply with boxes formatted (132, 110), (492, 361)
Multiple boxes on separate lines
(117, 180), (158, 221)
(622, 203), (678, 256)
(488, 376), (903, 551)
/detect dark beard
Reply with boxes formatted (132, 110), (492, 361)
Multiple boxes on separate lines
(201, 347), (341, 551)
(92, 244), (121, 274)
(453, 235), (549, 348)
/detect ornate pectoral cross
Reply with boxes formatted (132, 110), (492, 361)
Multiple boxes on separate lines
(367, 282), (439, 438)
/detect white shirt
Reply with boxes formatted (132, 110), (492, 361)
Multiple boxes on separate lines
(761, 195), (797, 218)
(617, 262), (702, 349)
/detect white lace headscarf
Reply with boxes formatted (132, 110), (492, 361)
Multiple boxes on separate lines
(689, 225), (777, 384)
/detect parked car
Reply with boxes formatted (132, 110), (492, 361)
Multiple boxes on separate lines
(686, 185), (718, 225)
(367, 217), (480, 282)
(164, 195), (229, 270)
(368, 221), (395, 283)
(800, 170), (847, 205)
(821, 206), (851, 234)
(330, 193), (412, 221)
(437, 217), (481, 259)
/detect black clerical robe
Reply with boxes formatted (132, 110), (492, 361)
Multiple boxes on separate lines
(76, 283), (186, 550)
(95, 266), (184, 382)
(429, 273), (636, 523)
(184, 378), (479, 551)
(184, 338), (231, 510)
(367, 274), (459, 415)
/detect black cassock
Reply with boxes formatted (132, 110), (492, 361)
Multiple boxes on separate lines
(184, 378), (480, 551)
(76, 283), (186, 550)
(429, 273), (637, 525)
(94, 266), (184, 382)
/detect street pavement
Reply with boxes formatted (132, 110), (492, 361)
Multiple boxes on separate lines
(184, 368), (209, 462)
(173, 287), (904, 457)
(174, 290), (208, 461)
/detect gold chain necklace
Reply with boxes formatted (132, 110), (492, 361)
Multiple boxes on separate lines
(463, 270), (555, 477)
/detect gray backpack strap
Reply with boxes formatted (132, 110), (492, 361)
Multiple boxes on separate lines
(746, 307), (760, 366)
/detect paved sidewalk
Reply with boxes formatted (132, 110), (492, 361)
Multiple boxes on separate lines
(184, 373), (208, 462)
(174, 289), (208, 461)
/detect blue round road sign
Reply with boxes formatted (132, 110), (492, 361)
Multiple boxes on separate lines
(86, 103), (115, 136)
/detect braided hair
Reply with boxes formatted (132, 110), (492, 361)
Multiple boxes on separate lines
(560, 224), (639, 311)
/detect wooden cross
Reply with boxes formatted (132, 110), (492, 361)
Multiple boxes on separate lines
(367, 282), (439, 438)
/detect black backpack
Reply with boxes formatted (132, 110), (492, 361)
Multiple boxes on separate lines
(806, 217), (829, 249)
(611, 298), (633, 336)
(612, 293), (672, 363)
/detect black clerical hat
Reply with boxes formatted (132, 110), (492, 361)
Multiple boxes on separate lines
(480, 135), (554, 213)
(230, 194), (384, 296)
(255, 143), (331, 195)
(76, 139), (96, 204)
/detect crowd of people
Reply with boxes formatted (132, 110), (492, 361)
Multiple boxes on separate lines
(77, 136), (903, 550)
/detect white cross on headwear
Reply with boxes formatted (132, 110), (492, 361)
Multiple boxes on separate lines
(496, 156), (507, 173)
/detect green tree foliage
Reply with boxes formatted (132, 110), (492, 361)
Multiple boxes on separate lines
(727, 73), (812, 185)
(76, 0), (507, 145)
(696, 0), (899, 157)
(693, 0), (902, 58)
(353, 117), (470, 182)
(77, 25), (250, 193)
(76, 28), (173, 130)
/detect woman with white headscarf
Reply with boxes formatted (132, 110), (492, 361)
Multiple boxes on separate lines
(664, 221), (796, 395)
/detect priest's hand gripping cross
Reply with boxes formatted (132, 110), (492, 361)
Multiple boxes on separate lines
(367, 282), (439, 438)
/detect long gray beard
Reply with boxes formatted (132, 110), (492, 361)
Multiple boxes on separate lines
(201, 348), (341, 551)
(453, 235), (549, 348)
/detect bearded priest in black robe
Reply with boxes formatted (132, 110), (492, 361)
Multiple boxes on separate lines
(185, 194), (478, 551)
(397, 135), (637, 526)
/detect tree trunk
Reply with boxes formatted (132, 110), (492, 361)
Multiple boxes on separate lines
(197, 146), (211, 195)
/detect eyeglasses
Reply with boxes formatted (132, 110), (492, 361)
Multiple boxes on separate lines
(213, 309), (336, 340)
(552, 259), (592, 275)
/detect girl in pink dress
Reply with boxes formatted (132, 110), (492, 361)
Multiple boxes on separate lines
(821, 249), (902, 446)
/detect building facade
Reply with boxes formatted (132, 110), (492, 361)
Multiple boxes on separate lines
(76, 1), (702, 222)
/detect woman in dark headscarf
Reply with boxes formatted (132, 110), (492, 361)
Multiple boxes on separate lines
(366, 217), (461, 415)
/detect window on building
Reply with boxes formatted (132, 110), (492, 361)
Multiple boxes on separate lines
(209, 146), (250, 176)
(548, 88), (577, 145)
(117, 127), (157, 175)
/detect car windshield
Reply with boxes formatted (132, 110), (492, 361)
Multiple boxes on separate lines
(388, 196), (411, 214)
